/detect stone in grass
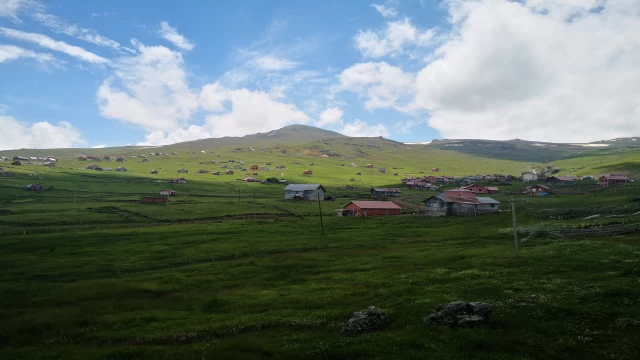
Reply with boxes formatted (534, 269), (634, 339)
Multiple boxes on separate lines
(424, 302), (492, 328)
(342, 306), (390, 336)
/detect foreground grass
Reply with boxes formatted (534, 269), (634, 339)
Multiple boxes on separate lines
(1, 214), (639, 359)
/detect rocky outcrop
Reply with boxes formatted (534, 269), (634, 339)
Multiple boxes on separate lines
(424, 302), (492, 327)
(342, 306), (390, 336)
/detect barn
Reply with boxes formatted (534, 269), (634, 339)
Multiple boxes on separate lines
(284, 184), (325, 201)
(339, 201), (401, 217)
(370, 188), (402, 198)
(424, 196), (500, 217)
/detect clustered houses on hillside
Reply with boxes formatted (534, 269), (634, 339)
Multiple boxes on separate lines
(599, 174), (631, 188)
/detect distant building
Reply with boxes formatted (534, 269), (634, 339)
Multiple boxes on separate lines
(160, 190), (177, 196)
(378, 167), (386, 173)
(225, 170), (234, 175)
(339, 201), (401, 217)
(199, 169), (209, 173)
(11, 161), (22, 166)
(116, 167), (127, 172)
(43, 161), (56, 167)
(524, 184), (551, 195)
(25, 183), (44, 191)
(599, 174), (631, 188)
(522, 172), (538, 182)
(366, 164), (374, 168)
(582, 175), (595, 181)
(284, 184), (325, 201)
(171, 178), (187, 184)
(142, 158), (150, 163)
(177, 168), (188, 173)
(250, 165), (259, 171)
(303, 170), (313, 175)
(85, 164), (100, 170)
(444, 188), (476, 197)
(462, 184), (498, 194)
(151, 170), (158, 174)
(370, 187), (402, 198)
(116, 157), (125, 163)
(424, 196), (500, 217)
(432, 168), (440, 172)
(547, 176), (576, 186)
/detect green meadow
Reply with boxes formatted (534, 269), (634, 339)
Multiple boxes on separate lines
(1, 132), (640, 359)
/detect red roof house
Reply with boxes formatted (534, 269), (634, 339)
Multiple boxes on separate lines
(599, 174), (631, 188)
(340, 201), (401, 217)
(462, 184), (499, 194)
(524, 184), (551, 195)
(303, 170), (313, 175)
(444, 188), (476, 197)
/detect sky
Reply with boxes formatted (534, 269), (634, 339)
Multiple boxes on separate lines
(1, 0), (640, 150)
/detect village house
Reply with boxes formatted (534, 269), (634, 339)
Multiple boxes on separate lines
(116, 167), (127, 172)
(366, 164), (374, 168)
(225, 170), (234, 175)
(524, 184), (551, 195)
(85, 164), (100, 170)
(43, 161), (55, 167)
(462, 184), (499, 194)
(444, 188), (476, 197)
(339, 201), (401, 217)
(103, 156), (111, 161)
(284, 184), (325, 201)
(547, 176), (576, 186)
(199, 169), (209, 174)
(432, 168), (440, 172)
(370, 188), (402, 198)
(303, 170), (313, 175)
(77, 156), (88, 161)
(522, 171), (538, 182)
(170, 178), (187, 184)
(242, 177), (258, 182)
(424, 196), (500, 217)
(177, 168), (188, 173)
(582, 175), (595, 181)
(160, 190), (177, 196)
(24, 183), (44, 191)
(116, 157), (125, 162)
(103, 168), (112, 171)
(378, 167), (386, 173)
(250, 165), (259, 171)
(234, 165), (242, 169)
(151, 170), (158, 174)
(599, 174), (631, 188)
(11, 161), (22, 166)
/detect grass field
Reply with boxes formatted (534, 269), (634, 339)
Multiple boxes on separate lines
(1, 131), (640, 359)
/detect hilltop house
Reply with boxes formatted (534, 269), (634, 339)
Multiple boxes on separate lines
(160, 190), (177, 196)
(142, 158), (150, 163)
(339, 201), (401, 217)
(170, 178), (187, 184)
(85, 164), (100, 170)
(199, 169), (209, 174)
(116, 167), (127, 172)
(177, 168), (188, 173)
(366, 164), (374, 168)
(225, 170), (234, 175)
(424, 196), (500, 217)
(370, 188), (402, 198)
(250, 165), (259, 171)
(284, 184), (325, 201)
(303, 170), (313, 175)
(116, 157), (125, 162)
(525, 184), (551, 195)
(11, 161), (22, 166)
(522, 172), (538, 182)
(547, 176), (576, 186)
(151, 170), (158, 174)
(599, 174), (631, 188)
(378, 167), (386, 173)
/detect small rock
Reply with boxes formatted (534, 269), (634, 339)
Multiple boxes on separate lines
(424, 301), (492, 328)
(342, 306), (390, 336)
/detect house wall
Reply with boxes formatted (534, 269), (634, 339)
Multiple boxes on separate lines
(444, 190), (474, 197)
(424, 198), (448, 217)
(477, 203), (499, 213)
(523, 173), (537, 181)
(449, 203), (478, 216)
(285, 188), (324, 200)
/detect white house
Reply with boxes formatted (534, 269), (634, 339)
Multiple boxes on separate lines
(522, 171), (538, 182)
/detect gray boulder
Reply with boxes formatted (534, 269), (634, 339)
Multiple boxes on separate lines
(424, 302), (492, 328)
(342, 306), (390, 336)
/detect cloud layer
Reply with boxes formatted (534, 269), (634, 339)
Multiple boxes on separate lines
(0, 115), (85, 150)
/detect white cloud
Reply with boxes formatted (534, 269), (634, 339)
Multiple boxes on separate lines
(341, 119), (389, 137)
(97, 42), (198, 131)
(371, 4), (398, 18)
(336, 62), (415, 112)
(316, 107), (343, 127)
(394, 119), (423, 133)
(354, 18), (436, 58)
(0, 0), (39, 22)
(204, 87), (311, 137)
(138, 125), (213, 146)
(158, 22), (195, 51)
(252, 54), (299, 71)
(91, 144), (106, 148)
(0, 44), (56, 63)
(31, 12), (125, 52)
(0, 27), (109, 63)
(0, 115), (85, 150)
(413, 0), (640, 142)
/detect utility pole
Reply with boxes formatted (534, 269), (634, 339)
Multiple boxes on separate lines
(254, 192), (257, 220)
(317, 193), (325, 235)
(511, 195), (518, 257)
(74, 188), (76, 204)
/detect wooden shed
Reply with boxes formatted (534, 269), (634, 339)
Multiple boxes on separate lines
(340, 201), (401, 217)
(284, 184), (325, 201)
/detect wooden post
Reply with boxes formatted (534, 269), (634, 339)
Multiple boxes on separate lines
(254, 192), (257, 220)
(511, 195), (518, 258)
(318, 193), (325, 235)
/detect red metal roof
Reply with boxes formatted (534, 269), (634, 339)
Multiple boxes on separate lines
(345, 201), (401, 210)
(603, 174), (630, 180)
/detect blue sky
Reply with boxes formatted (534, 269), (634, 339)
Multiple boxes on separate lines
(1, 0), (639, 149)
